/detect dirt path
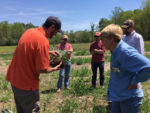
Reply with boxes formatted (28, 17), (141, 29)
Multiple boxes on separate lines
(0, 60), (9, 76)
(72, 62), (110, 71)
(1, 51), (150, 76)
(0, 60), (110, 76)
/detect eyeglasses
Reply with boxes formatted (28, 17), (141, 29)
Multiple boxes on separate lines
(63, 39), (67, 41)
(94, 36), (100, 38)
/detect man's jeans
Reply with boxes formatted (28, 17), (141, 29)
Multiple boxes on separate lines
(57, 61), (71, 89)
(91, 62), (105, 87)
(111, 97), (142, 113)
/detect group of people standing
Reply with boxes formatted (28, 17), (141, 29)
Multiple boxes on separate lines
(6, 16), (150, 113)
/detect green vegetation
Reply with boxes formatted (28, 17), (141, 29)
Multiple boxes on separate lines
(0, 41), (150, 112)
(0, 67), (150, 112)
(144, 44), (150, 52)
(145, 54), (150, 59)
(71, 68), (91, 77)
(74, 49), (90, 56)
(71, 58), (91, 65)
(0, 1), (150, 112)
(0, 53), (13, 60)
(0, 46), (16, 53)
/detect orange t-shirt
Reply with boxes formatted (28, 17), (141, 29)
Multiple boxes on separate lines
(6, 27), (49, 90)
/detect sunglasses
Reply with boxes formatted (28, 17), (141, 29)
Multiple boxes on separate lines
(63, 39), (67, 41)
(94, 36), (100, 37)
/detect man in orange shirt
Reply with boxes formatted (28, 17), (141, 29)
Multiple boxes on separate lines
(6, 16), (62, 113)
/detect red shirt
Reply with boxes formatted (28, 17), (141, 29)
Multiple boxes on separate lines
(6, 27), (49, 90)
(90, 40), (105, 62)
(58, 43), (73, 59)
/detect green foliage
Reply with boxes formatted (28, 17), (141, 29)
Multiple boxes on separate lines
(140, 85), (150, 113)
(98, 18), (110, 31)
(145, 54), (150, 59)
(58, 99), (79, 113)
(0, 53), (13, 60)
(71, 57), (91, 65)
(71, 68), (91, 77)
(0, 21), (36, 46)
(71, 78), (90, 96)
(74, 49), (90, 56)
(93, 105), (107, 113)
(10, 23), (25, 45)
(50, 50), (70, 68)
(145, 44), (150, 51)
(0, 77), (9, 90)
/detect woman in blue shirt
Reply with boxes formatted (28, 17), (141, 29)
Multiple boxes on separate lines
(100, 24), (150, 113)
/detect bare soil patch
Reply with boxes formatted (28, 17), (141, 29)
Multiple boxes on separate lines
(0, 60), (9, 76)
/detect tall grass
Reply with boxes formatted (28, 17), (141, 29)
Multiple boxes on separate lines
(58, 99), (79, 113)
(74, 49), (90, 56)
(71, 68), (91, 77)
(144, 43), (150, 52)
(0, 53), (13, 60)
(71, 57), (91, 65)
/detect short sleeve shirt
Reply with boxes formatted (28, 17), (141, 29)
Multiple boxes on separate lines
(58, 43), (73, 59)
(90, 41), (105, 62)
(6, 27), (49, 90)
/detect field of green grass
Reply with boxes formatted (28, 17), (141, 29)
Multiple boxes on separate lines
(0, 42), (150, 113)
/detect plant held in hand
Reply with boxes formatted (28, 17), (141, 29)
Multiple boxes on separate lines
(50, 50), (70, 68)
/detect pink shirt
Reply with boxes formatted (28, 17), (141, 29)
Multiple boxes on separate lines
(58, 43), (73, 59)
(90, 40), (105, 62)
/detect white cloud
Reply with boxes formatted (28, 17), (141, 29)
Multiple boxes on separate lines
(63, 22), (90, 31)
(3, 6), (16, 11)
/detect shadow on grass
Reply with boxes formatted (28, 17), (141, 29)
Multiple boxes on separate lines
(41, 88), (57, 94)
(93, 105), (111, 113)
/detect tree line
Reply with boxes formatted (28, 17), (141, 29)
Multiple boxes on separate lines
(0, 0), (150, 46)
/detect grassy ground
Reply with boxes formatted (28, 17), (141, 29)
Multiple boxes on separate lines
(0, 42), (150, 113)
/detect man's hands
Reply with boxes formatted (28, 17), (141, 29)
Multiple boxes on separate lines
(53, 61), (63, 71)
(49, 51), (60, 56)
(36, 61), (62, 74)
(36, 51), (62, 74)
(92, 49), (104, 54)
(128, 84), (140, 90)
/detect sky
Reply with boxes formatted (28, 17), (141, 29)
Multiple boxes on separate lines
(0, 0), (143, 31)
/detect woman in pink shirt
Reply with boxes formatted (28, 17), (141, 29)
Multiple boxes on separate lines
(57, 35), (73, 92)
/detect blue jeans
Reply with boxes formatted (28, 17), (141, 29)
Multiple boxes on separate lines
(111, 97), (142, 113)
(57, 61), (71, 89)
(91, 62), (105, 87)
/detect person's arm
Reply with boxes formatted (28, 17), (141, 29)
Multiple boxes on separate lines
(121, 50), (150, 90)
(94, 49), (104, 54)
(135, 36), (144, 55)
(130, 67), (150, 85)
(49, 50), (60, 56)
(128, 67), (150, 90)
(89, 43), (96, 55)
(67, 44), (73, 53)
(36, 61), (62, 73)
(91, 42), (105, 54)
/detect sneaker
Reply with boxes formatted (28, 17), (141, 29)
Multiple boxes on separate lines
(100, 86), (104, 88)
(57, 88), (61, 93)
(92, 85), (96, 88)
(65, 87), (70, 90)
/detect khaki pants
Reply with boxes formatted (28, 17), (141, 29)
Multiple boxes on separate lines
(11, 85), (40, 113)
